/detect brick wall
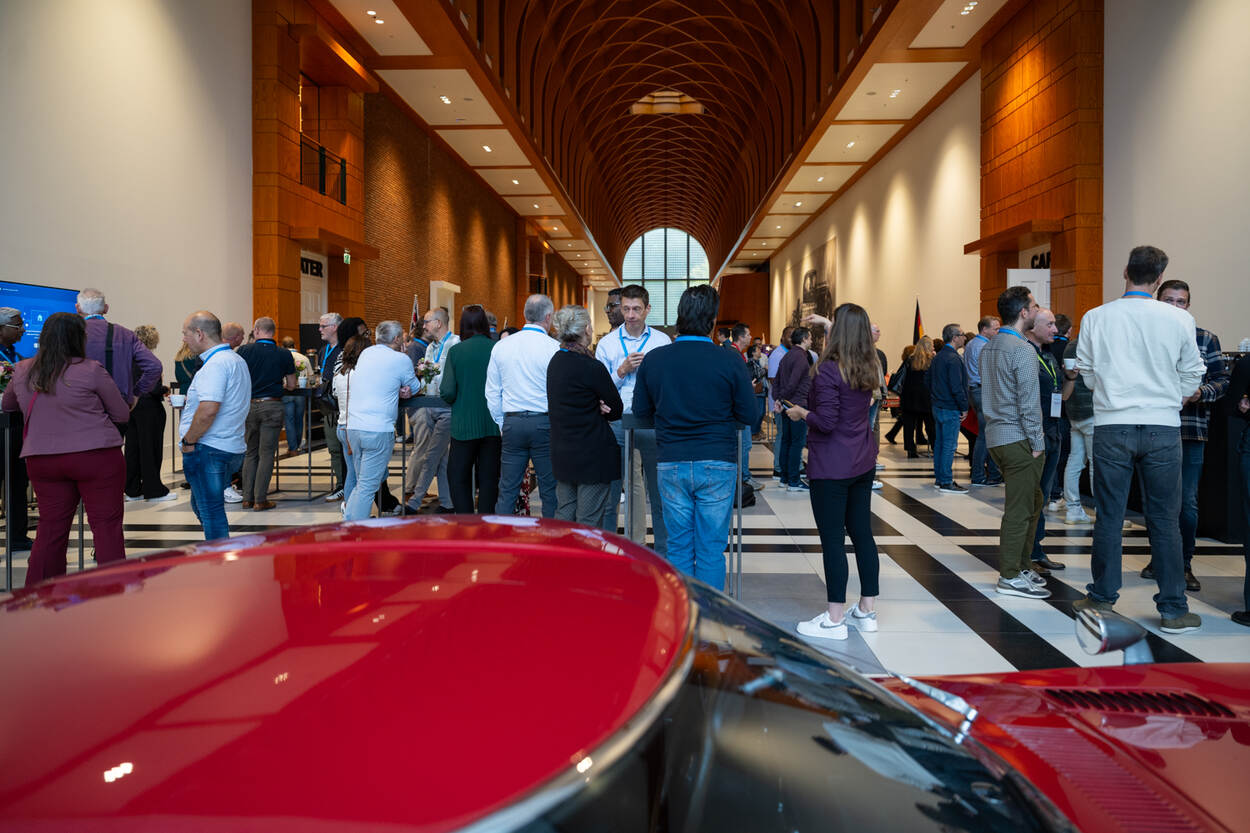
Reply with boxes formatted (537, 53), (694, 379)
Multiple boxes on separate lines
(545, 253), (584, 313)
(363, 93), (518, 331)
(979, 0), (1103, 319)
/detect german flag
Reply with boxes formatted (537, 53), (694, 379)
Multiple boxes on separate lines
(912, 300), (924, 344)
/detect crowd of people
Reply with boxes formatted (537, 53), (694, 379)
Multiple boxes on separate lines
(3, 254), (1248, 639)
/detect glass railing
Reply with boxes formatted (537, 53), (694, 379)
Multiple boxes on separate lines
(299, 136), (347, 204)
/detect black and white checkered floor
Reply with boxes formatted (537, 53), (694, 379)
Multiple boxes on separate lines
(4, 429), (1247, 676)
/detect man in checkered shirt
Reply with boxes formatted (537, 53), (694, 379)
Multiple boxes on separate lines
(1139, 278), (1230, 592)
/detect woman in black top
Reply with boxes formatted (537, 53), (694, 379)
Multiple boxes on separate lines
(125, 325), (173, 501)
(546, 305), (623, 528)
(901, 336), (936, 458)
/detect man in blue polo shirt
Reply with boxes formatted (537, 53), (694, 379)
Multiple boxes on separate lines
(236, 317), (296, 510)
(179, 311), (251, 540)
(634, 285), (755, 590)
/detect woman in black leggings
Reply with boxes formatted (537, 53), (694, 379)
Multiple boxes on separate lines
(783, 303), (882, 641)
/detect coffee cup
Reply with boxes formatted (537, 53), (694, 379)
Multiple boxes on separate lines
(298, 375), (308, 388)
(169, 393), (186, 407)
(1063, 358), (1076, 371)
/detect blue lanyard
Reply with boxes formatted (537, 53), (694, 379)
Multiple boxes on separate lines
(321, 344), (334, 374)
(201, 344), (231, 365)
(675, 335), (712, 343)
(432, 334), (450, 363)
(522, 325), (547, 335)
(1122, 291), (1153, 298)
(999, 327), (1025, 341)
(256, 338), (276, 346)
(974, 334), (988, 344)
(84, 314), (105, 320)
(618, 326), (651, 355)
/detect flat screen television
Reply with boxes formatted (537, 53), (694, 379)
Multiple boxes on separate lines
(0, 280), (80, 358)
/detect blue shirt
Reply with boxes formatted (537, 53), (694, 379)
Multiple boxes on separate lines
(963, 333), (989, 387)
(594, 324), (672, 414)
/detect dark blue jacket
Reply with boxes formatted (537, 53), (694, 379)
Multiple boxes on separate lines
(633, 338), (756, 464)
(926, 345), (969, 412)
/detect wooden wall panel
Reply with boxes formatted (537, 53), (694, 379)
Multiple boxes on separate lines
(717, 272), (772, 342)
(978, 0), (1103, 324)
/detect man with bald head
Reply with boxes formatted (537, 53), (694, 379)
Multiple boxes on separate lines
(236, 317), (296, 510)
(222, 321), (246, 350)
(179, 311), (252, 539)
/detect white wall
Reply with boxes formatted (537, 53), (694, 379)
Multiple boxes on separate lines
(1105, 0), (1250, 346)
(770, 74), (982, 365)
(0, 0), (252, 371)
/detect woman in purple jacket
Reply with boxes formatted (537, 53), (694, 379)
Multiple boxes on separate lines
(2, 313), (131, 585)
(782, 303), (882, 640)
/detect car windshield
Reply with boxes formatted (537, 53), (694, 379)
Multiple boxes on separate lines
(511, 582), (1063, 833)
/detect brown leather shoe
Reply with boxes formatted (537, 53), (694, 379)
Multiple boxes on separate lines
(253, 500), (277, 511)
(241, 501), (253, 509)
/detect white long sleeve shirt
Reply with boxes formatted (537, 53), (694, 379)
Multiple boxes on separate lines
(343, 344), (419, 433)
(594, 324), (672, 414)
(485, 324), (560, 427)
(1075, 295), (1205, 427)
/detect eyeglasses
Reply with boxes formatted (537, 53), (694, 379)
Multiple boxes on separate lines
(605, 302), (621, 309)
(2, 322), (23, 329)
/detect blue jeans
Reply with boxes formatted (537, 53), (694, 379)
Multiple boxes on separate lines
(1179, 439), (1204, 565)
(495, 413), (558, 517)
(657, 460), (737, 590)
(283, 394), (305, 452)
(772, 412), (785, 471)
(1087, 424), (1187, 617)
(183, 443), (245, 541)
(344, 430), (394, 521)
(753, 394), (766, 434)
(969, 387), (1001, 483)
(336, 426), (355, 510)
(740, 427), (751, 482)
(932, 406), (961, 485)
(779, 417), (807, 486)
(602, 423), (667, 555)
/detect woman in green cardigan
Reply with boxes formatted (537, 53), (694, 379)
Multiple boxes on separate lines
(440, 304), (500, 513)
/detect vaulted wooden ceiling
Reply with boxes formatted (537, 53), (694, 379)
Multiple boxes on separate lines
(322, 0), (1012, 284)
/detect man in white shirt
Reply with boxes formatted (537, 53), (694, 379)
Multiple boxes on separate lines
(595, 284), (672, 551)
(178, 311), (252, 541)
(485, 295), (561, 516)
(343, 320), (419, 521)
(404, 308), (460, 513)
(766, 326), (792, 478)
(1074, 245), (1206, 634)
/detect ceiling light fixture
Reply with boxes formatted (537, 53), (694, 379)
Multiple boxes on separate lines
(533, 203), (539, 208)
(846, 141), (855, 149)
(482, 145), (492, 152)
(816, 176), (825, 182)
(888, 89), (901, 99)
(795, 201), (803, 207)
(374, 18), (384, 24)
(776, 225), (782, 229)
(366, 10), (376, 15)
(511, 178), (519, 185)
(439, 95), (451, 104)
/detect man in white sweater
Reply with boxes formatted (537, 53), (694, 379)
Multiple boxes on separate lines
(1074, 246), (1205, 633)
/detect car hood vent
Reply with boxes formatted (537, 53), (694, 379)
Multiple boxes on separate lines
(1045, 688), (1234, 718)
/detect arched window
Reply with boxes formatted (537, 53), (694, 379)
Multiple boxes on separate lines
(621, 228), (710, 326)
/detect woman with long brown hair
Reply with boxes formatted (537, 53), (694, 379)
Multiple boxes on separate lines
(782, 303), (881, 640)
(901, 335), (936, 458)
(331, 332), (370, 514)
(1, 312), (131, 585)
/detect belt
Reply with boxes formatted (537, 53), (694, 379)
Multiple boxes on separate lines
(505, 410), (546, 417)
(252, 397), (279, 402)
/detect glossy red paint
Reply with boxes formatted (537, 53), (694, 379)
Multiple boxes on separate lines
(883, 665), (1250, 833)
(0, 517), (691, 830)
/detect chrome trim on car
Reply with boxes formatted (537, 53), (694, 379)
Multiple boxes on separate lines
(454, 597), (700, 833)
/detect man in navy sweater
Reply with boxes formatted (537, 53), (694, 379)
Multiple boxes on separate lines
(926, 323), (970, 493)
(634, 285), (756, 590)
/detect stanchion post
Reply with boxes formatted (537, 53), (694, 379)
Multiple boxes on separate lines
(3, 413), (12, 591)
(77, 501), (85, 572)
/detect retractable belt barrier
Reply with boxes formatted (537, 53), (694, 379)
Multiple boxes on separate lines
(620, 414), (744, 599)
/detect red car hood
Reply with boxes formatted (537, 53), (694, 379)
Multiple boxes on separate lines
(884, 664), (1250, 833)
(0, 517), (692, 831)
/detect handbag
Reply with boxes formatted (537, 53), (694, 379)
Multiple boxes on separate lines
(887, 361), (908, 395)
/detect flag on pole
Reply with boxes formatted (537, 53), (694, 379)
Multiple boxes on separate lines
(912, 300), (925, 344)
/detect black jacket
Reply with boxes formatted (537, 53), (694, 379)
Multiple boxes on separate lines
(547, 349), (624, 484)
(926, 345), (969, 412)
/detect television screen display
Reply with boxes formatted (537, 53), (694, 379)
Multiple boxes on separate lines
(0, 280), (80, 358)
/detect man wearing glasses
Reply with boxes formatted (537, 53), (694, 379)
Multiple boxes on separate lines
(0, 308), (31, 550)
(403, 308), (459, 513)
(603, 288), (624, 332)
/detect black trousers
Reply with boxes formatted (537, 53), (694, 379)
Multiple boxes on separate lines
(125, 397), (169, 499)
(902, 411), (934, 454)
(1, 426), (29, 541)
(810, 470), (880, 604)
(448, 436), (502, 513)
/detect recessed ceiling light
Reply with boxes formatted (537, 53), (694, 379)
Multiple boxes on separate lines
(888, 89), (901, 99)
(439, 95), (451, 104)
(795, 201), (803, 207)
(551, 226), (558, 230)
(776, 225), (782, 229)
(374, 18), (384, 24)
(511, 178), (519, 185)
(846, 141), (855, 149)
(482, 145), (492, 152)
(816, 176), (825, 182)
(567, 243), (573, 247)
(533, 203), (539, 208)
(366, 10), (376, 15)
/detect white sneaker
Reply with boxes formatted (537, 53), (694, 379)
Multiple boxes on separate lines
(124, 494), (145, 502)
(871, 480), (884, 490)
(223, 486), (244, 504)
(996, 574), (1051, 599)
(1047, 497), (1066, 513)
(796, 612), (848, 640)
(1065, 509), (1093, 525)
(147, 493), (177, 503)
(1019, 568), (1048, 587)
(324, 488), (344, 502)
(848, 603), (878, 632)
(875, 462), (886, 471)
